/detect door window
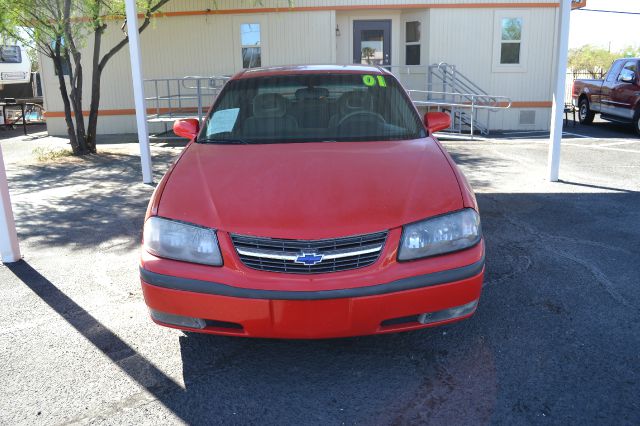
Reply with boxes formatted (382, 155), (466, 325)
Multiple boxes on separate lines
(605, 61), (624, 82)
(353, 21), (391, 66)
(360, 30), (384, 65)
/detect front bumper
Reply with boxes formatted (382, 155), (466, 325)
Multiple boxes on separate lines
(140, 256), (484, 339)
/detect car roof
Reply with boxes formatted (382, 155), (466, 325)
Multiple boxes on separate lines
(232, 64), (391, 80)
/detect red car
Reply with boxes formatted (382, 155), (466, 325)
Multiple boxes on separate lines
(140, 65), (484, 339)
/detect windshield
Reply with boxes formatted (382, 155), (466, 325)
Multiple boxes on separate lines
(198, 73), (426, 144)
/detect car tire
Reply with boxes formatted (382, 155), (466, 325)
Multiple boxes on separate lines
(634, 109), (640, 136)
(578, 98), (595, 124)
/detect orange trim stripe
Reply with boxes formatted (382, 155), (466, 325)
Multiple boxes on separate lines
(149, 3), (559, 18)
(44, 107), (199, 118)
(67, 3), (560, 23)
(44, 102), (553, 118)
(510, 101), (553, 108)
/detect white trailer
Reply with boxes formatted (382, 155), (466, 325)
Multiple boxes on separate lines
(0, 44), (31, 86)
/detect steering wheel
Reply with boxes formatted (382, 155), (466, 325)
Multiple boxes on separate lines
(337, 111), (386, 127)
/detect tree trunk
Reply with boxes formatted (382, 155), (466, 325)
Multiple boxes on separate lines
(86, 28), (104, 154)
(63, 0), (89, 154)
(51, 44), (80, 154)
(66, 54), (89, 154)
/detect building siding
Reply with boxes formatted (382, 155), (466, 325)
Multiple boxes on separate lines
(428, 6), (557, 129)
(160, 0), (558, 12)
(41, 0), (559, 134)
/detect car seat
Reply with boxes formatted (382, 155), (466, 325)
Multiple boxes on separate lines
(293, 87), (330, 128)
(242, 93), (298, 137)
(328, 90), (374, 128)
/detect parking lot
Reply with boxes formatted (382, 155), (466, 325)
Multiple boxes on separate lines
(0, 122), (639, 425)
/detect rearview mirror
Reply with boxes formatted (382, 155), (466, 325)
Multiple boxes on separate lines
(425, 112), (451, 134)
(173, 119), (200, 139)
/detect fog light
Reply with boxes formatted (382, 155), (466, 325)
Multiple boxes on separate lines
(150, 309), (206, 329)
(417, 299), (478, 324)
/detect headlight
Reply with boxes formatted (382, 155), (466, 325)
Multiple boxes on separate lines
(398, 209), (481, 261)
(143, 217), (222, 266)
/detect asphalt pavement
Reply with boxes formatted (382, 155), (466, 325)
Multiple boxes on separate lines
(0, 121), (638, 425)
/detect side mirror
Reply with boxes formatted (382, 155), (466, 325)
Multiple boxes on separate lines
(425, 112), (451, 134)
(173, 118), (200, 139)
(620, 73), (635, 84)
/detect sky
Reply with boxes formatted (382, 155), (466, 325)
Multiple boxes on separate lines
(569, 0), (640, 51)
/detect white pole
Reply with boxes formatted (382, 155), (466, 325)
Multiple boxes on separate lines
(547, 0), (572, 182)
(0, 144), (21, 263)
(125, 0), (153, 184)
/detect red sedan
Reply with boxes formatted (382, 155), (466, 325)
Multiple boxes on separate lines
(140, 65), (484, 339)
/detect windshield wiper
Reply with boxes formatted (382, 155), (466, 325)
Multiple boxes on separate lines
(197, 138), (251, 145)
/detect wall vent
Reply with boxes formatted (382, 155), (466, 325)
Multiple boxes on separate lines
(519, 110), (536, 126)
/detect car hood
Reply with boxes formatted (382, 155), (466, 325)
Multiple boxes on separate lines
(158, 139), (463, 239)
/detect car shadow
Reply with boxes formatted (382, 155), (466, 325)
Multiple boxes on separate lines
(6, 257), (497, 425)
(172, 189), (640, 424)
(5, 129), (640, 425)
(560, 119), (638, 140)
(8, 189), (640, 424)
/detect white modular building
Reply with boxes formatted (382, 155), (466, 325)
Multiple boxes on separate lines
(38, 0), (587, 136)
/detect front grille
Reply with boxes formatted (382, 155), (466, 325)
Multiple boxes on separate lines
(230, 231), (388, 274)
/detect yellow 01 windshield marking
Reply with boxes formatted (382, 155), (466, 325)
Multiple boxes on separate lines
(363, 74), (387, 87)
(362, 75), (376, 87)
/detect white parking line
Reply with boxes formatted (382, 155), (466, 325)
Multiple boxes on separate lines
(598, 140), (640, 147)
(442, 138), (640, 154)
(497, 135), (548, 140)
(434, 133), (490, 141)
(562, 131), (590, 138)
(502, 130), (549, 135)
(556, 142), (640, 154)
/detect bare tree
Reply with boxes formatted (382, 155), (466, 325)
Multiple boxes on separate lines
(0, 0), (171, 154)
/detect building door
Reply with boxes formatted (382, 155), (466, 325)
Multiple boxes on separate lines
(353, 20), (391, 66)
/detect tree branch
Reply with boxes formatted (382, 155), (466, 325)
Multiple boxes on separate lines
(97, 0), (171, 72)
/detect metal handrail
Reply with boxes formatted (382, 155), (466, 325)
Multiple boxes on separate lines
(424, 63), (506, 136)
(181, 75), (230, 90)
(143, 76), (229, 140)
(409, 90), (512, 109)
(408, 90), (512, 139)
(435, 63), (489, 97)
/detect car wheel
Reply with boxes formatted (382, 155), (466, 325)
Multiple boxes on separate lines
(634, 110), (640, 136)
(578, 99), (595, 124)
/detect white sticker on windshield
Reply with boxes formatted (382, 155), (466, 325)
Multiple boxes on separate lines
(208, 108), (240, 135)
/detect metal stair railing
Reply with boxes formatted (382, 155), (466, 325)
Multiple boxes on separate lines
(426, 63), (503, 135)
(428, 63), (490, 99)
(388, 64), (509, 136)
(144, 75), (230, 140)
(408, 90), (512, 139)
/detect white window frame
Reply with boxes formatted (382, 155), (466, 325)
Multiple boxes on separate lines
(492, 10), (529, 73)
(404, 20), (421, 66)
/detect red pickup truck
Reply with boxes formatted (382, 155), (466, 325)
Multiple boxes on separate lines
(573, 58), (640, 135)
